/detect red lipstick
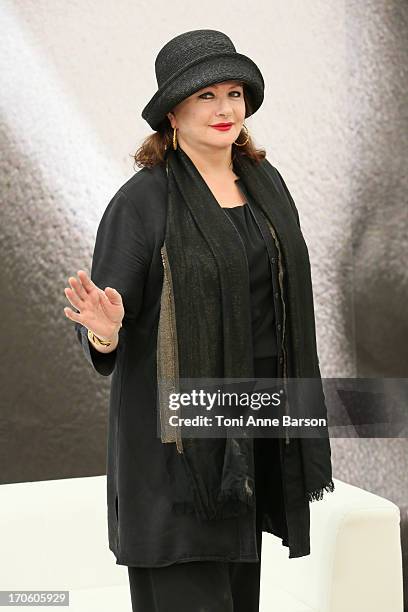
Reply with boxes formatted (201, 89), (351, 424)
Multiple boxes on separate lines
(210, 122), (233, 131)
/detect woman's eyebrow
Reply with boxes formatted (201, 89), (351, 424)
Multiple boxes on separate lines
(204, 82), (243, 89)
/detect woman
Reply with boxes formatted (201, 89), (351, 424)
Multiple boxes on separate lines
(63, 29), (334, 612)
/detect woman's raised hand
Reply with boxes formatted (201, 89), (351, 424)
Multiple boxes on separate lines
(64, 270), (124, 340)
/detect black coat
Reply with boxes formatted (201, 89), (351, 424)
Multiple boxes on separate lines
(75, 162), (313, 566)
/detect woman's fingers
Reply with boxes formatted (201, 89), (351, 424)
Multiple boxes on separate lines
(64, 271), (123, 330)
(104, 286), (122, 305)
(77, 270), (98, 294)
(68, 276), (86, 301)
(64, 286), (84, 311)
(63, 306), (84, 325)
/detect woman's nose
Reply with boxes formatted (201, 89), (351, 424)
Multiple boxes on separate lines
(216, 98), (234, 116)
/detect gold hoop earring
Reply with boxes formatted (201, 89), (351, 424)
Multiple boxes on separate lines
(234, 124), (249, 147)
(172, 127), (178, 150)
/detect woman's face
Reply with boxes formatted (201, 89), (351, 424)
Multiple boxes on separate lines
(166, 80), (246, 152)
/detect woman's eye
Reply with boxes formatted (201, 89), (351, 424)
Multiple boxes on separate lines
(199, 91), (242, 99)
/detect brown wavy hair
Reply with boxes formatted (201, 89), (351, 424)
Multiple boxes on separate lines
(131, 85), (266, 171)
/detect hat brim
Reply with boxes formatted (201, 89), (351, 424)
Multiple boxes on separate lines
(142, 53), (264, 131)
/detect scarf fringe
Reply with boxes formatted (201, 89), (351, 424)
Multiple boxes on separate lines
(306, 479), (335, 502)
(217, 485), (256, 510)
(174, 480), (336, 516)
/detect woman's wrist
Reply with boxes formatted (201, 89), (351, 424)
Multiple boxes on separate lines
(87, 326), (121, 353)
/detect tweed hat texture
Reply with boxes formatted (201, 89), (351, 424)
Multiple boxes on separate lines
(142, 29), (265, 131)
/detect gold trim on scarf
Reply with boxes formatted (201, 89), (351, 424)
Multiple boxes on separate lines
(263, 217), (290, 445)
(157, 242), (184, 453)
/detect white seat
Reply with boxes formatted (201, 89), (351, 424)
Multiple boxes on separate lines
(0, 476), (403, 611)
(260, 478), (404, 612)
(0, 476), (131, 611)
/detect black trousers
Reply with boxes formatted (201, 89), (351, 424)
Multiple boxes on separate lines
(127, 356), (277, 612)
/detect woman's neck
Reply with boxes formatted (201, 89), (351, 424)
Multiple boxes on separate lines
(177, 141), (236, 180)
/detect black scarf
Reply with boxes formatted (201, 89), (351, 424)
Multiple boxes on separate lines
(159, 145), (334, 522)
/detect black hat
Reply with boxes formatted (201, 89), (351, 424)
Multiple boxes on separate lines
(142, 29), (265, 131)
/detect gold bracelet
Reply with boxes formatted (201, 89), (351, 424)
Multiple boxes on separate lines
(87, 328), (114, 347)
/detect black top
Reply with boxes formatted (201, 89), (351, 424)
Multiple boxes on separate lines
(223, 203), (278, 359)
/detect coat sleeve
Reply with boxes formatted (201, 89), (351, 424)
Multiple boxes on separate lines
(74, 188), (151, 377)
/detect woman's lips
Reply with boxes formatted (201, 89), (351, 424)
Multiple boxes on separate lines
(210, 124), (233, 131)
